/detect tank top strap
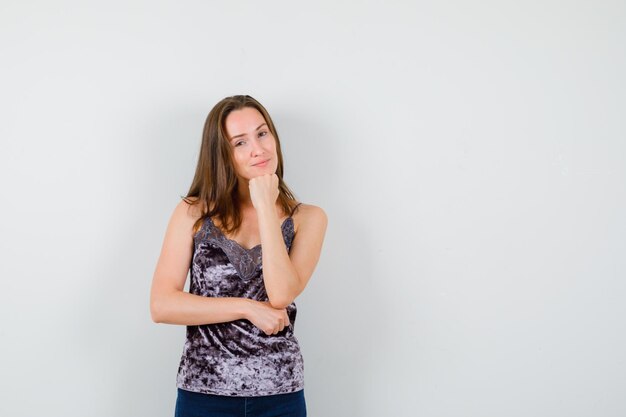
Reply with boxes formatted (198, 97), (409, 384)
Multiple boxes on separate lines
(289, 202), (303, 217)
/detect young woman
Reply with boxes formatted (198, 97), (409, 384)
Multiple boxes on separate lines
(150, 95), (327, 417)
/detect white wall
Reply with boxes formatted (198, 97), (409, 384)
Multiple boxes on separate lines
(1, 1), (625, 416)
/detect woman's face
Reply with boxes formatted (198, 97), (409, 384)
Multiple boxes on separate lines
(224, 106), (278, 182)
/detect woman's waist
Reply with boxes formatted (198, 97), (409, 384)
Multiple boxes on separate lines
(184, 320), (300, 355)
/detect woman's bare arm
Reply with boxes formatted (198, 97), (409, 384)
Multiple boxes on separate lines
(257, 203), (328, 309)
(150, 199), (255, 325)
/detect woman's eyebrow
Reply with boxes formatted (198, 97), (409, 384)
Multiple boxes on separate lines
(230, 123), (267, 140)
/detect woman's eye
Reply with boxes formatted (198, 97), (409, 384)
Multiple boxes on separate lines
(259, 131), (267, 138)
(235, 141), (245, 147)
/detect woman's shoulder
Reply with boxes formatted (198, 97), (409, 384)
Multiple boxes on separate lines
(291, 202), (328, 233)
(172, 196), (208, 235)
(177, 196), (206, 218)
(293, 202), (325, 216)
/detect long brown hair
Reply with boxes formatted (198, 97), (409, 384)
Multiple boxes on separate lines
(182, 95), (299, 235)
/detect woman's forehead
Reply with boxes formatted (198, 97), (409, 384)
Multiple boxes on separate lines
(225, 107), (266, 136)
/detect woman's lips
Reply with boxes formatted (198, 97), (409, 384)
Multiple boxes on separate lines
(253, 159), (269, 167)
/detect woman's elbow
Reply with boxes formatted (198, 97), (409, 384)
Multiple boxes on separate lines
(267, 294), (295, 310)
(150, 296), (166, 323)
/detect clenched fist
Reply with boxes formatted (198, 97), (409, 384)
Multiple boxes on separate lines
(244, 300), (290, 335)
(249, 173), (279, 212)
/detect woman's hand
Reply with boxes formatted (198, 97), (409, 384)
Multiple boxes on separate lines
(244, 300), (290, 335)
(249, 173), (279, 212)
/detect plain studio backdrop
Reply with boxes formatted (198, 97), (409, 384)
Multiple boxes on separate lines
(1, 1), (624, 416)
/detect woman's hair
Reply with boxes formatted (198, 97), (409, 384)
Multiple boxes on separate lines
(182, 95), (299, 235)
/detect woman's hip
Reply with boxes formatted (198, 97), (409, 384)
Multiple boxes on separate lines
(174, 388), (306, 417)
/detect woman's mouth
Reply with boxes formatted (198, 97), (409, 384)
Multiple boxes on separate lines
(253, 159), (269, 167)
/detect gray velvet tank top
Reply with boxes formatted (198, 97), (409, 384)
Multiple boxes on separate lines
(176, 203), (304, 396)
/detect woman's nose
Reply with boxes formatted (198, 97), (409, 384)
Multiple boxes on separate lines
(250, 138), (264, 155)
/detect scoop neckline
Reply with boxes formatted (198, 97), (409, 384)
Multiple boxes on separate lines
(207, 216), (293, 251)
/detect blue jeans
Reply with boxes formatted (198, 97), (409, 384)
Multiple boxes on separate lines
(174, 388), (307, 417)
